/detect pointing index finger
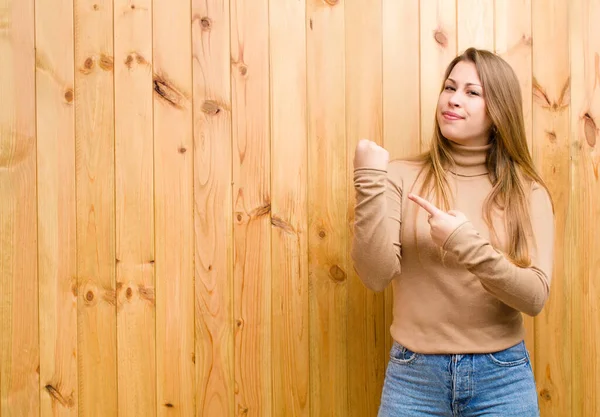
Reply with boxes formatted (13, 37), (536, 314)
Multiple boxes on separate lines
(408, 193), (444, 217)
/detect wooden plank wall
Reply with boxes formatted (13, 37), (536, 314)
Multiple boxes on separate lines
(0, 0), (598, 416)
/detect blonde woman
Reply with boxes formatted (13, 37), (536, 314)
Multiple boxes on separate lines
(352, 48), (553, 416)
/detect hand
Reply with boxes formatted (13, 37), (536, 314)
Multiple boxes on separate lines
(408, 193), (470, 247)
(353, 139), (389, 171)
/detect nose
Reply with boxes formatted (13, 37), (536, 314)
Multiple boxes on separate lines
(448, 91), (461, 108)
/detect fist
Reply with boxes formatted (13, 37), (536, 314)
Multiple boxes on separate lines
(353, 139), (389, 171)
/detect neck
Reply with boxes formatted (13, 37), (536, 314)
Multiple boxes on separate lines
(446, 140), (491, 177)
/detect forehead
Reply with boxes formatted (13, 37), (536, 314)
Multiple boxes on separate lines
(447, 61), (481, 85)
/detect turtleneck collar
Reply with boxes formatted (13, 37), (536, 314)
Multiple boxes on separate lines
(447, 140), (491, 177)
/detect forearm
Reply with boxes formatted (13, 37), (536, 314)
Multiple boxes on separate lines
(351, 168), (402, 292)
(444, 223), (550, 316)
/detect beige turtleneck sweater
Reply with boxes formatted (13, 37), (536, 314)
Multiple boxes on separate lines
(351, 142), (554, 354)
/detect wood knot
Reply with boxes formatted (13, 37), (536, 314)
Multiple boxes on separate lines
(178, 147), (187, 154)
(125, 55), (134, 68)
(583, 112), (597, 147)
(201, 100), (221, 115)
(236, 213), (243, 222)
(434, 30), (448, 47)
(318, 230), (326, 239)
(164, 403), (174, 408)
(329, 265), (346, 282)
(85, 291), (94, 302)
(200, 17), (211, 30)
(84, 58), (94, 70)
(99, 54), (113, 71)
(131, 4), (135, 9)
(126, 287), (133, 299)
(539, 389), (551, 401)
(93, 4), (99, 10)
(236, 319), (243, 327)
(239, 65), (248, 76)
(208, 265), (212, 271)
(64, 89), (74, 103)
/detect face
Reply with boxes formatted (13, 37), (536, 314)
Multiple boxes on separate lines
(437, 61), (493, 147)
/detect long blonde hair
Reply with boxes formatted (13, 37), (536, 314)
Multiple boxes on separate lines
(415, 47), (553, 267)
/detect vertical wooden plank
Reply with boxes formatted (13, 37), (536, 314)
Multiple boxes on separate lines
(494, 0), (535, 363)
(495, 0), (533, 150)
(153, 0), (195, 413)
(569, 0), (600, 415)
(532, 1), (571, 415)
(307, 1), (347, 416)
(382, 0), (420, 357)
(230, 0), (272, 416)
(457, 0), (494, 52)
(0, 0), (39, 415)
(36, 0), (78, 414)
(269, 0), (309, 416)
(346, 1), (385, 415)
(114, 0), (155, 415)
(191, 1), (234, 416)
(74, 0), (117, 415)
(420, 0), (457, 149)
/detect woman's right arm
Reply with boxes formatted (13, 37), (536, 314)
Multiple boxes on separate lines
(350, 140), (403, 292)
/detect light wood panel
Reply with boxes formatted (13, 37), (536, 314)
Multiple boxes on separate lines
(532, 1), (572, 415)
(192, 1), (234, 416)
(74, 0), (117, 415)
(36, 0), (78, 414)
(269, 0), (309, 416)
(114, 0), (155, 415)
(382, 0), (421, 358)
(307, 1), (348, 416)
(494, 0), (535, 362)
(457, 0), (494, 52)
(0, 0), (39, 415)
(230, 1), (272, 416)
(153, 0), (195, 413)
(420, 0), (457, 149)
(569, 0), (600, 415)
(346, 1), (385, 415)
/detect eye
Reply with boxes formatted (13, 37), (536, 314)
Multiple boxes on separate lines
(444, 85), (455, 91)
(467, 90), (481, 96)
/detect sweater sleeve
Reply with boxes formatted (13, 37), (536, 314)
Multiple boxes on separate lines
(442, 184), (554, 316)
(350, 163), (403, 292)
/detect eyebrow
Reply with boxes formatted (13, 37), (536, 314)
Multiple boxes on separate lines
(446, 78), (482, 87)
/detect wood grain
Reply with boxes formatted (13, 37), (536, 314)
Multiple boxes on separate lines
(269, 0), (309, 415)
(192, 0), (234, 415)
(346, 1), (385, 415)
(153, 0), (195, 414)
(382, 0), (421, 357)
(457, 0), (494, 52)
(494, 0), (535, 362)
(231, 0), (272, 416)
(307, 0), (348, 415)
(420, 0), (457, 149)
(569, 0), (600, 415)
(0, 0), (39, 415)
(74, 0), (117, 415)
(532, 1), (572, 415)
(114, 0), (156, 415)
(36, 0), (78, 414)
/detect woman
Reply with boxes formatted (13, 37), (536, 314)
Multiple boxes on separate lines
(351, 48), (554, 416)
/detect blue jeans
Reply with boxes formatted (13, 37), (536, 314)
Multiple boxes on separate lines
(378, 340), (540, 416)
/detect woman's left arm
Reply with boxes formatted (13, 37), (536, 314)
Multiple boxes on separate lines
(441, 185), (555, 316)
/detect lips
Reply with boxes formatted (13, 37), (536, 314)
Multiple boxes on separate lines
(442, 111), (464, 120)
